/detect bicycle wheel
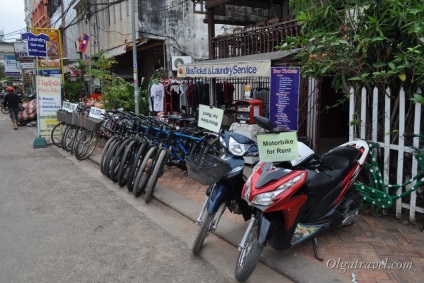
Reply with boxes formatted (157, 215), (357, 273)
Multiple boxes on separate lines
(144, 148), (169, 203)
(75, 130), (99, 161)
(133, 146), (157, 197)
(117, 139), (138, 187)
(100, 136), (118, 175)
(51, 122), (66, 147)
(190, 136), (222, 157)
(126, 140), (149, 192)
(104, 139), (123, 179)
(62, 125), (77, 152)
(109, 139), (132, 182)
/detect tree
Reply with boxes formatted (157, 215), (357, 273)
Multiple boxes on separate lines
(88, 52), (148, 113)
(279, 0), (424, 97)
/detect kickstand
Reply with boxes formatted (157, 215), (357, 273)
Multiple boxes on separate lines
(312, 237), (324, 262)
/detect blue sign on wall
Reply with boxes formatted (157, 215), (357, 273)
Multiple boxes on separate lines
(269, 67), (301, 130)
(21, 32), (50, 57)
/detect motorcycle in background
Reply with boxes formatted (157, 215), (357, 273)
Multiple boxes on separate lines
(185, 130), (258, 255)
(18, 99), (37, 126)
(234, 116), (369, 282)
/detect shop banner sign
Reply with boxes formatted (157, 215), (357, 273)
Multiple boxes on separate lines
(178, 61), (271, 78)
(13, 41), (35, 61)
(36, 76), (62, 139)
(257, 132), (298, 162)
(4, 54), (20, 78)
(269, 67), (300, 130)
(198, 104), (224, 133)
(21, 32), (50, 57)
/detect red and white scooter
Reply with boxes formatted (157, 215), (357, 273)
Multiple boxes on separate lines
(234, 116), (369, 282)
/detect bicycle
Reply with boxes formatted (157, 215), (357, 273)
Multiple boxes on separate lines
(354, 133), (424, 215)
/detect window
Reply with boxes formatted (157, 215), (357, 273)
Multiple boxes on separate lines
(193, 1), (206, 14)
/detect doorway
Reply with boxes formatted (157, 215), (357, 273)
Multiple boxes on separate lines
(318, 77), (349, 154)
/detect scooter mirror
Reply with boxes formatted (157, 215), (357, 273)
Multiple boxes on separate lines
(254, 116), (274, 132)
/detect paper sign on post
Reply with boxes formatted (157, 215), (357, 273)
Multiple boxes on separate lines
(89, 107), (105, 119)
(62, 101), (70, 111)
(257, 132), (299, 162)
(198, 104), (224, 133)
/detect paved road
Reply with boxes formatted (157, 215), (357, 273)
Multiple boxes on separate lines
(0, 115), (290, 283)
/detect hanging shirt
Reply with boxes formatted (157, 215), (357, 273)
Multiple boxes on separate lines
(149, 83), (165, 112)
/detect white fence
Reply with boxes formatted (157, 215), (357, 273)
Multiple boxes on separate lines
(349, 87), (423, 221)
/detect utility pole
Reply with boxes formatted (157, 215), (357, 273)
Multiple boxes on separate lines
(131, 0), (139, 114)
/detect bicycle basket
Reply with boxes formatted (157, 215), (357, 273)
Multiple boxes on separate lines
(85, 117), (103, 132)
(71, 113), (80, 126)
(79, 115), (87, 128)
(185, 154), (231, 185)
(56, 109), (65, 122)
(64, 111), (73, 124)
(415, 154), (424, 172)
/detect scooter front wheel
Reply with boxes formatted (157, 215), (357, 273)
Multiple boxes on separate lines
(235, 221), (263, 282)
(192, 202), (225, 255)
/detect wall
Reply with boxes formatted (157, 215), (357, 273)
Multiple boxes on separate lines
(139, 0), (211, 73)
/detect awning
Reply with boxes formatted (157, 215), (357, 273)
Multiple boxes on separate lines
(177, 50), (296, 78)
(104, 44), (127, 58)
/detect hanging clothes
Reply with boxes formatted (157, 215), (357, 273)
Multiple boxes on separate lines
(149, 82), (165, 112)
(171, 81), (181, 112)
(216, 82), (224, 106)
(223, 82), (235, 105)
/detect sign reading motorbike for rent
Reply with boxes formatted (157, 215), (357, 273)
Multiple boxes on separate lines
(36, 76), (62, 139)
(257, 132), (299, 162)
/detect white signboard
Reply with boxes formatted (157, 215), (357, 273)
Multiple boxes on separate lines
(198, 104), (224, 133)
(36, 76), (62, 139)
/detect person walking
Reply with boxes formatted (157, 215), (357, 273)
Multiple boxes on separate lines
(3, 86), (23, 130)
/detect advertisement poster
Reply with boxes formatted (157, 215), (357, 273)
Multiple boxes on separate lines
(269, 67), (300, 130)
(4, 54), (21, 78)
(36, 76), (62, 139)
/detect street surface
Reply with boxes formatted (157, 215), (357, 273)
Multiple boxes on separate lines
(0, 114), (291, 283)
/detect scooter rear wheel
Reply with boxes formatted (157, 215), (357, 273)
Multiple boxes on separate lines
(235, 221), (263, 282)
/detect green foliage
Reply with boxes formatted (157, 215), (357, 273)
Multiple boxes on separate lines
(89, 51), (138, 111)
(410, 93), (424, 105)
(100, 77), (135, 110)
(0, 62), (5, 80)
(63, 81), (81, 102)
(280, 0), (424, 95)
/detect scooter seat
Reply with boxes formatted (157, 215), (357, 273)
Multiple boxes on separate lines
(302, 145), (361, 195)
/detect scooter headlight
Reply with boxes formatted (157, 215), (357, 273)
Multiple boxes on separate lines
(229, 136), (250, 156)
(251, 173), (305, 206)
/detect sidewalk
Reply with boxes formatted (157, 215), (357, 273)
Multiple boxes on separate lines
(90, 148), (424, 283)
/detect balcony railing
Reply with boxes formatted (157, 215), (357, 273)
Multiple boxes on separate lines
(211, 19), (300, 59)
